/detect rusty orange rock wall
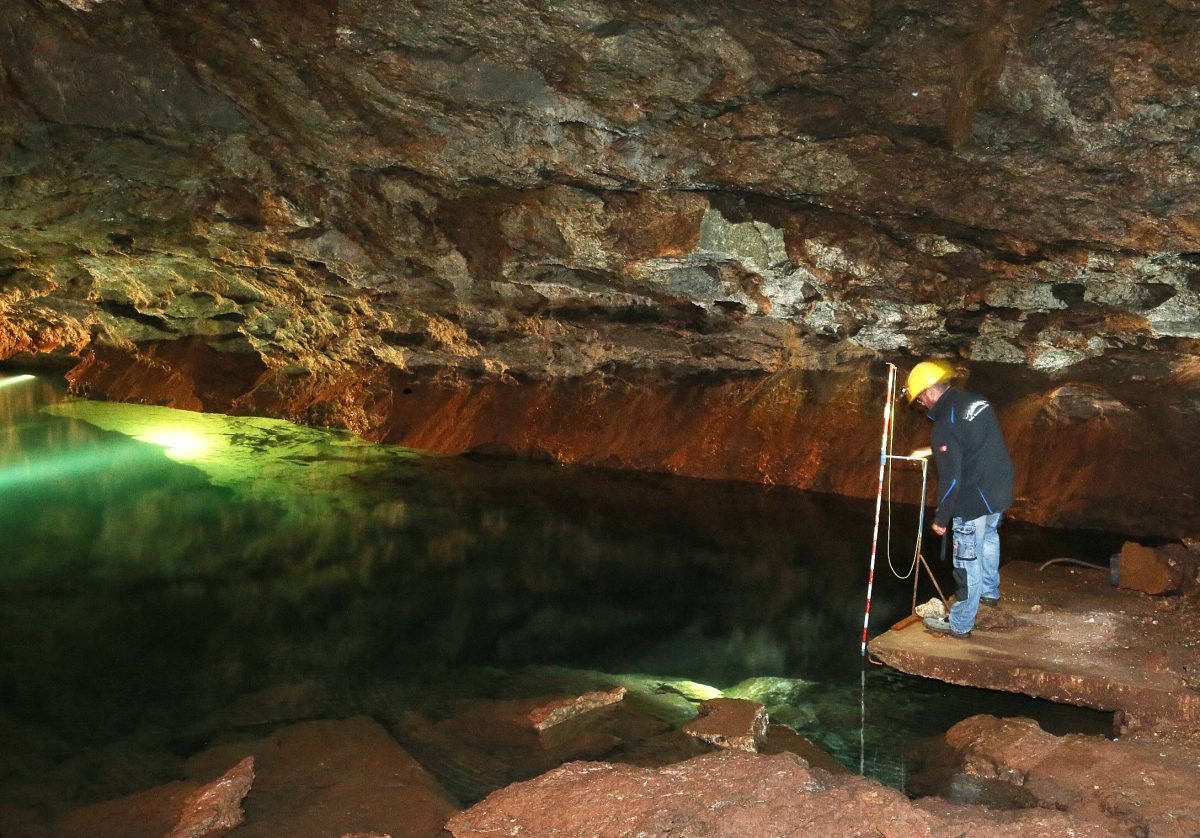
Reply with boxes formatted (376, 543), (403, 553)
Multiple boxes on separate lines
(62, 343), (1200, 540)
(358, 371), (1198, 539)
(366, 369), (888, 495)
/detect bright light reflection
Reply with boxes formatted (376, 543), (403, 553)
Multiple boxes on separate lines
(665, 680), (725, 701)
(0, 374), (36, 388)
(135, 429), (214, 461)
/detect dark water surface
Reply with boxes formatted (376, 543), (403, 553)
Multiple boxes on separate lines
(0, 375), (1120, 816)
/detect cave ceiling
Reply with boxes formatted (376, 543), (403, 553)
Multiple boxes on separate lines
(0, 0), (1197, 418)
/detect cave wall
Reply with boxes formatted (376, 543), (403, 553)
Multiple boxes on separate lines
(1, 0), (1198, 537)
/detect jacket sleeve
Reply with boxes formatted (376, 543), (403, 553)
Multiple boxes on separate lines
(932, 428), (963, 527)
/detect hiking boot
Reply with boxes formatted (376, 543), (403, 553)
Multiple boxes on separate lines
(981, 596), (1000, 607)
(923, 616), (971, 638)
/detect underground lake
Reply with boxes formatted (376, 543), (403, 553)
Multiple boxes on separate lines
(0, 374), (1123, 824)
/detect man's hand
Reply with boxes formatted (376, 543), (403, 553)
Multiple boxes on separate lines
(932, 522), (947, 536)
(910, 447), (932, 459)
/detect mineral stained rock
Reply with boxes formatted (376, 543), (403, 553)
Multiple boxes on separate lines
(1, 0), (1199, 536)
(527, 686), (627, 731)
(1118, 541), (1200, 595)
(681, 697), (770, 753)
(180, 716), (458, 838)
(912, 714), (1200, 837)
(445, 750), (1120, 837)
(56, 757), (254, 838)
(164, 757), (254, 838)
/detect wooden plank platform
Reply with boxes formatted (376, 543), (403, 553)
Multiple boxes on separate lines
(868, 560), (1200, 727)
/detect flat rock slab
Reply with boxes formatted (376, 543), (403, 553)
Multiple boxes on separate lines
(682, 698), (768, 752)
(182, 716), (458, 838)
(869, 561), (1200, 726)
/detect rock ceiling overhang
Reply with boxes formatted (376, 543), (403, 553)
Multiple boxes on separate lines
(0, 0), (1198, 535)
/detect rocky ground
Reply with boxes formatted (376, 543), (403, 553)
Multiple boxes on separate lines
(19, 687), (1200, 838)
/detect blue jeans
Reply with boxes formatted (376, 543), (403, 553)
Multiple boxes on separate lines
(949, 512), (1003, 634)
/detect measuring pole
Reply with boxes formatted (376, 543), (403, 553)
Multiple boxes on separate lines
(861, 363), (897, 656)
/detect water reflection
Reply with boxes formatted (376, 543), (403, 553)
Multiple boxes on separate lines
(0, 377), (1119, 819)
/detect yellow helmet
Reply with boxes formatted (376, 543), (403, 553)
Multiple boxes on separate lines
(905, 359), (955, 403)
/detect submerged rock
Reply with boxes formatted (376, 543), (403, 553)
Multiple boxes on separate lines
(527, 686), (627, 731)
(56, 757), (253, 838)
(181, 716), (458, 838)
(723, 675), (816, 709)
(391, 712), (515, 807)
(759, 724), (848, 775)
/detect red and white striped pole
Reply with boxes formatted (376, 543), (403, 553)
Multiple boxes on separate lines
(862, 363), (897, 656)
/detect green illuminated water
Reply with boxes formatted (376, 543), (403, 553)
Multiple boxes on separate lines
(0, 376), (1118, 818)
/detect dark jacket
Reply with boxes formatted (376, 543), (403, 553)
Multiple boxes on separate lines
(927, 387), (1014, 527)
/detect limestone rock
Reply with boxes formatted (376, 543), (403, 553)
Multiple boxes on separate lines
(682, 698), (768, 753)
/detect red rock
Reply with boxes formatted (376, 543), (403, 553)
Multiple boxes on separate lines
(1119, 541), (1183, 596)
(527, 686), (626, 730)
(912, 797), (1118, 837)
(682, 697), (768, 753)
(919, 715), (1200, 837)
(446, 750), (1115, 837)
(165, 756), (253, 838)
(57, 780), (208, 838)
(182, 716), (458, 838)
(435, 695), (622, 768)
(1159, 543), (1200, 594)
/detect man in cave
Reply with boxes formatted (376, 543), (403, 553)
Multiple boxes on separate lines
(906, 360), (1015, 639)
